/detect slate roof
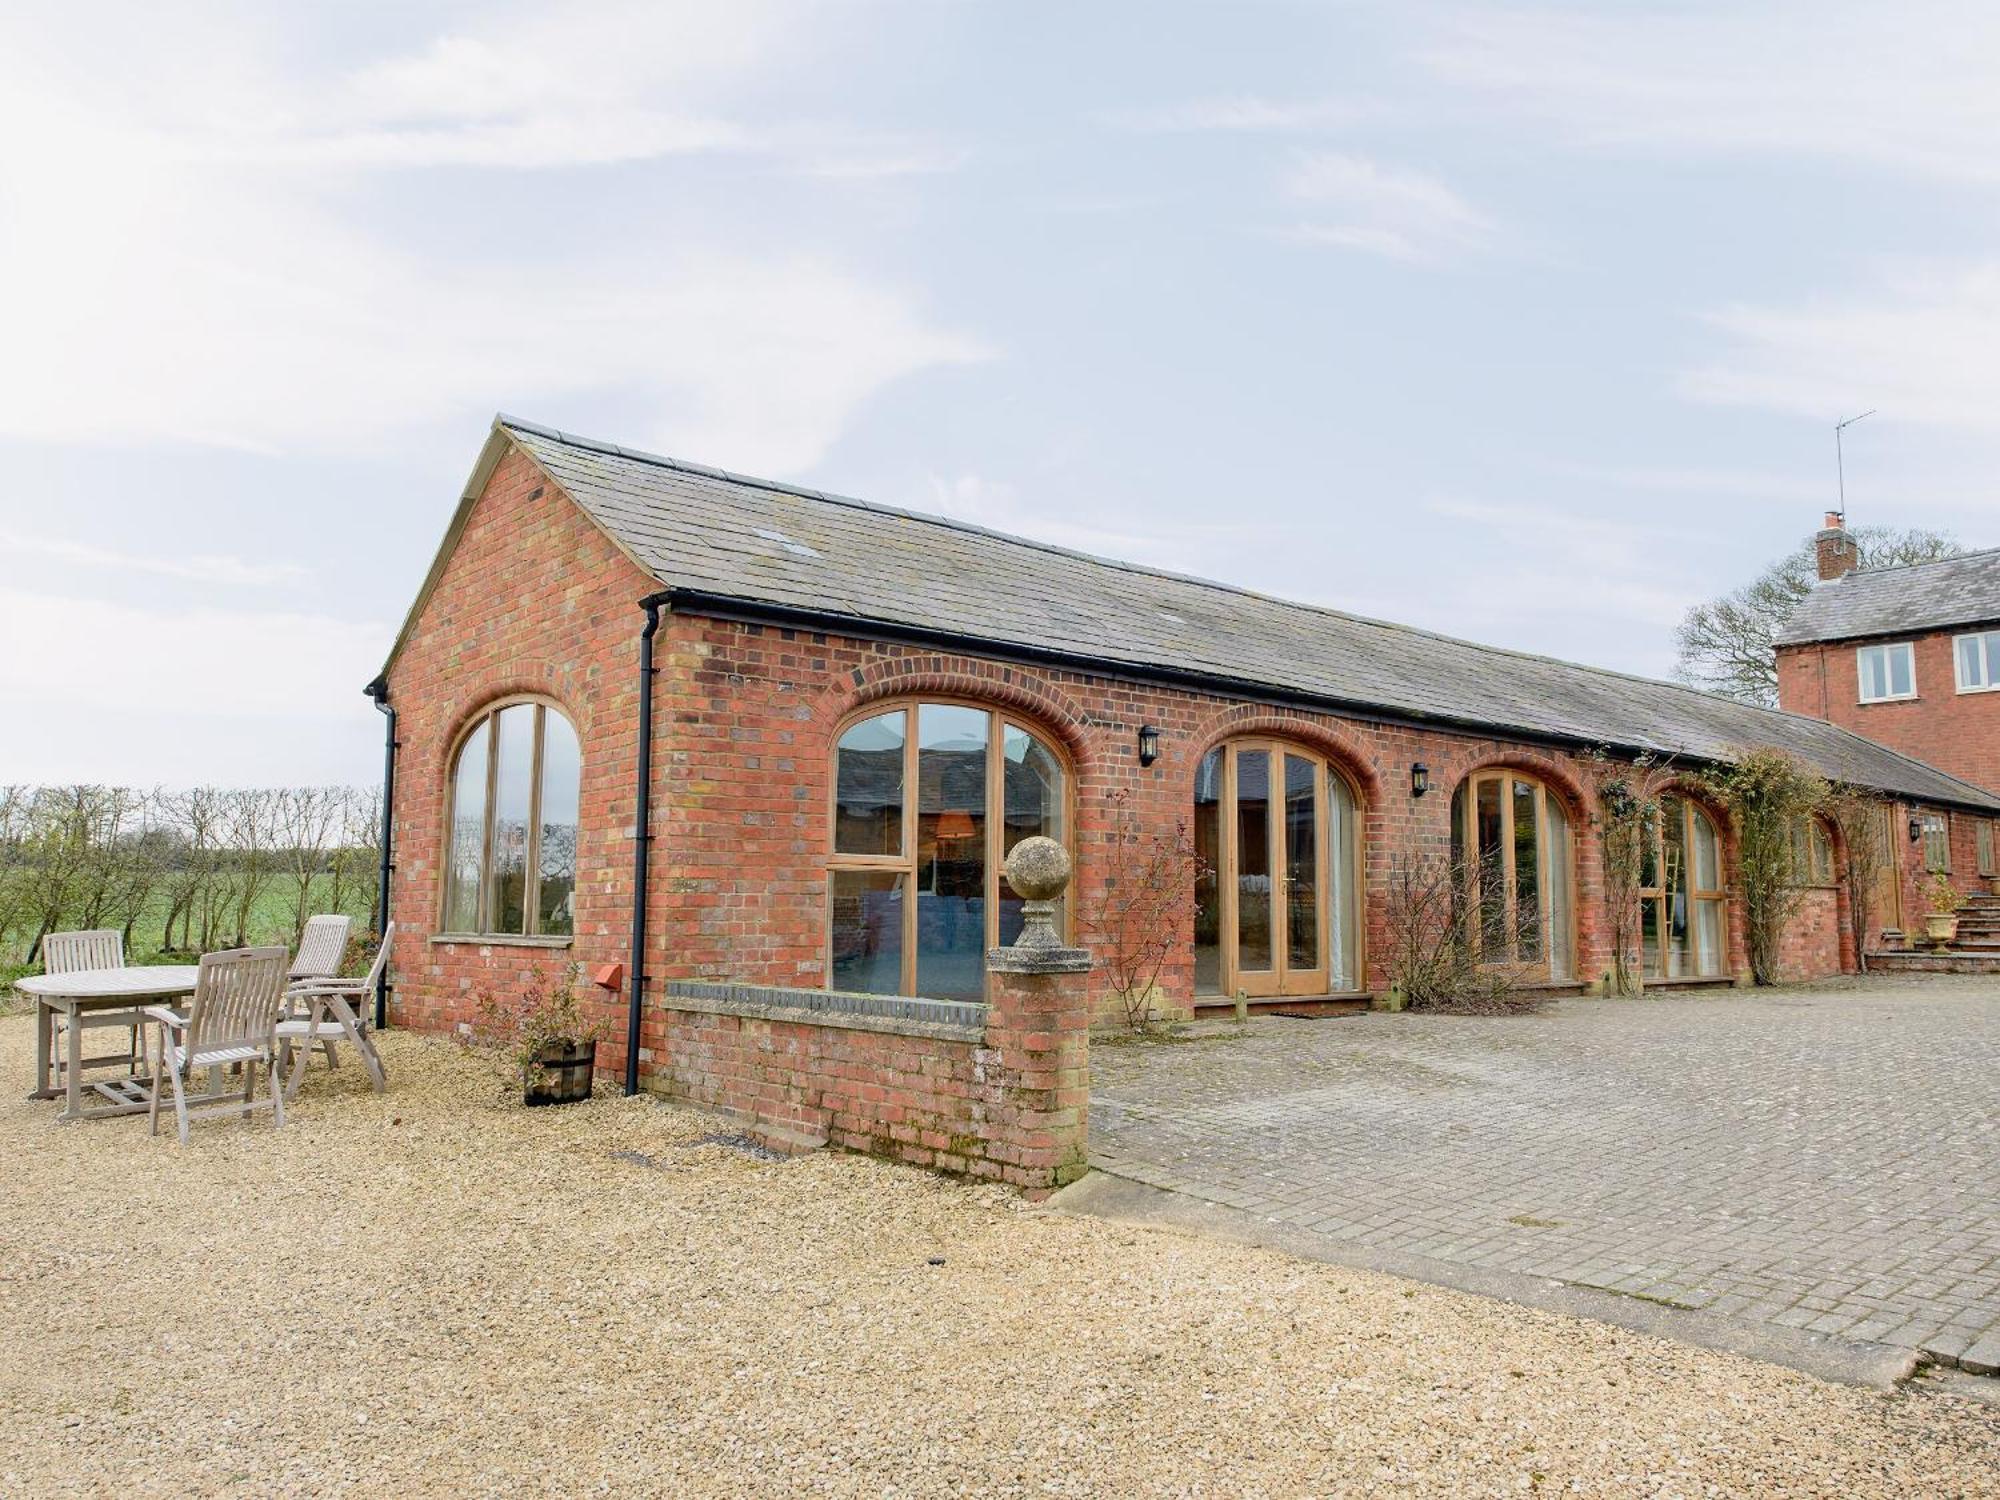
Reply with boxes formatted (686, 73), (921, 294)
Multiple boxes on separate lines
(492, 416), (2000, 813)
(1776, 547), (2000, 646)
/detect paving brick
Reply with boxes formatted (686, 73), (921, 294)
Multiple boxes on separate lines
(1092, 978), (2000, 1360)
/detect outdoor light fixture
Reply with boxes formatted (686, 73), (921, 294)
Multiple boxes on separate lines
(1136, 724), (1160, 767)
(1410, 762), (1430, 798)
(1909, 816), (1924, 843)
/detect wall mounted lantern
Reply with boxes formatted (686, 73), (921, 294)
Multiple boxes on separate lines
(1909, 816), (1924, 843)
(1410, 761), (1430, 798)
(1137, 724), (1160, 768)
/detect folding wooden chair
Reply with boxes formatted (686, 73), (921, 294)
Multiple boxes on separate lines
(278, 923), (393, 1100)
(143, 946), (292, 1145)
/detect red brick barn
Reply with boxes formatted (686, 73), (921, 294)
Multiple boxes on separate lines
(365, 418), (2000, 1177)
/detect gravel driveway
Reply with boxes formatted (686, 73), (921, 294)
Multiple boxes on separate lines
(1091, 975), (2000, 1376)
(4, 1011), (1997, 1496)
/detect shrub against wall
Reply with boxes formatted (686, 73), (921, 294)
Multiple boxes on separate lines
(0, 784), (380, 968)
(1695, 749), (1830, 986)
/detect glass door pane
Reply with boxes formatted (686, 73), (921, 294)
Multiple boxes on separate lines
(1193, 749), (1223, 993)
(1511, 779), (1542, 964)
(915, 704), (989, 1001)
(1284, 754), (1320, 973)
(1235, 749), (1273, 973)
(1475, 778), (1507, 955)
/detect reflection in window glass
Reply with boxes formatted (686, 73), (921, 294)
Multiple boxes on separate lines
(1235, 749), (1273, 971)
(1546, 795), (1572, 982)
(443, 701), (583, 937)
(445, 722), (489, 933)
(1512, 779), (1541, 962)
(831, 870), (905, 994)
(537, 712), (581, 935)
(1193, 749), (1223, 993)
(998, 724), (1065, 947)
(834, 711), (905, 855)
(489, 704), (536, 935)
(917, 705), (989, 1001)
(826, 703), (1068, 999)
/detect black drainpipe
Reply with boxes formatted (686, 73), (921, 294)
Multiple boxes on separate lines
(626, 594), (667, 1095)
(364, 676), (398, 1029)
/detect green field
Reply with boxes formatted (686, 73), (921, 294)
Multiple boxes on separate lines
(1, 874), (377, 993)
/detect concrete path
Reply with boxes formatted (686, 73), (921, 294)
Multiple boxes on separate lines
(1086, 976), (2000, 1380)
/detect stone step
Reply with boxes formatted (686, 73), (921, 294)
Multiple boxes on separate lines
(1866, 949), (2000, 974)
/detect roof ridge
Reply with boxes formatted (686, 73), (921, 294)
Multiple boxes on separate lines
(497, 413), (1862, 737)
(1843, 541), (2000, 581)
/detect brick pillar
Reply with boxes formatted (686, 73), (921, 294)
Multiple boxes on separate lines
(983, 951), (1092, 1194)
(981, 834), (1092, 1196)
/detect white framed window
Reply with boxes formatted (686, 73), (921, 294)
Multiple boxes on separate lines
(1856, 642), (1916, 703)
(1954, 630), (2000, 693)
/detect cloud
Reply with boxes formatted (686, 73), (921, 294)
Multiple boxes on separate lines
(1279, 152), (1494, 263)
(1680, 262), (2000, 431)
(0, 5), (984, 472)
(0, 532), (308, 587)
(0, 586), (387, 782)
(1417, 497), (1698, 628)
(1100, 96), (1377, 134)
(1423, 2), (2000, 183)
(1542, 462), (1826, 506)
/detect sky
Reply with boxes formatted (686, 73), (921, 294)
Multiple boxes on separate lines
(5, 0), (2000, 787)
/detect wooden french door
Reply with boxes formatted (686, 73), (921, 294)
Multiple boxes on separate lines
(1458, 770), (1563, 981)
(1870, 803), (1904, 939)
(1220, 741), (1331, 997)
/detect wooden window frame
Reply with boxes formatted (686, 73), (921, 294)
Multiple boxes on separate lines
(1455, 770), (1575, 982)
(1979, 820), (1996, 880)
(1638, 795), (1729, 979)
(825, 699), (1073, 1000)
(437, 696), (577, 941)
(1198, 739), (1365, 1000)
(1856, 641), (1917, 703)
(1792, 817), (1837, 888)
(1921, 812), (1951, 875)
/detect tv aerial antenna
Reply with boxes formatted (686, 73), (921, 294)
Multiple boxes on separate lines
(1834, 409), (1875, 520)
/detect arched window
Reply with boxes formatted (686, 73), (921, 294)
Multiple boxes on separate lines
(442, 699), (581, 938)
(827, 702), (1068, 1001)
(1449, 770), (1576, 981)
(1193, 740), (1361, 997)
(1638, 795), (1727, 978)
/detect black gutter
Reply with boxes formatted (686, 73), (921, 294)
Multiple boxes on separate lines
(661, 587), (2000, 817)
(364, 676), (397, 1028)
(626, 594), (667, 1096)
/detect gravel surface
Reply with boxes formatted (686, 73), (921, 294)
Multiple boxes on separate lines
(3, 1015), (1996, 1497)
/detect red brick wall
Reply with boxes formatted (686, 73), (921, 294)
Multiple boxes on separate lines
(1777, 634), (2000, 797)
(1775, 888), (1844, 982)
(382, 444), (652, 1075)
(386, 447), (1913, 1095)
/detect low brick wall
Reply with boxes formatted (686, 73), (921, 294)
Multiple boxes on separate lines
(651, 974), (1089, 1191)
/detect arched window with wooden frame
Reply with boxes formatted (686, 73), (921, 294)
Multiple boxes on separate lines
(826, 700), (1070, 1002)
(1192, 740), (1362, 998)
(441, 698), (582, 939)
(1449, 769), (1577, 981)
(1638, 794), (1728, 979)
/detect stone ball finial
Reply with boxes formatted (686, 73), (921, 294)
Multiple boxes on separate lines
(1003, 836), (1071, 902)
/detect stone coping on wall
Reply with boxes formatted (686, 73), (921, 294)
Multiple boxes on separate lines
(660, 981), (989, 1043)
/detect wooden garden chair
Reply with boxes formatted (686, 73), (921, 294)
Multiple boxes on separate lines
(278, 923), (393, 1101)
(288, 914), (352, 985)
(142, 946), (292, 1145)
(39, 928), (141, 1094)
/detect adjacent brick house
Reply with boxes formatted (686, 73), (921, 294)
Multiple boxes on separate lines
(372, 418), (2000, 1121)
(1777, 515), (2000, 911)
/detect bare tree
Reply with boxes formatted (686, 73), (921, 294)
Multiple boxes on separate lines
(276, 786), (345, 943)
(1825, 789), (1887, 974)
(1675, 526), (1961, 706)
(1582, 750), (1678, 996)
(1381, 851), (1541, 1014)
(221, 788), (281, 945)
(1078, 787), (1206, 1031)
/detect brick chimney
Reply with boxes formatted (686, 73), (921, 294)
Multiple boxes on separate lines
(1815, 511), (1860, 581)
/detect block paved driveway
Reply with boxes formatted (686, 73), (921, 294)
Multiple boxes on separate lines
(1089, 976), (2000, 1369)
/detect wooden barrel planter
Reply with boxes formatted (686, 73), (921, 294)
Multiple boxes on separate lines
(525, 1040), (597, 1107)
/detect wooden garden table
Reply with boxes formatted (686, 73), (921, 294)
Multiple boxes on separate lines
(15, 966), (200, 1121)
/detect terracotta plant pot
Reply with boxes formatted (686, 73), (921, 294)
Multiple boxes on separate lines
(524, 1039), (597, 1107)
